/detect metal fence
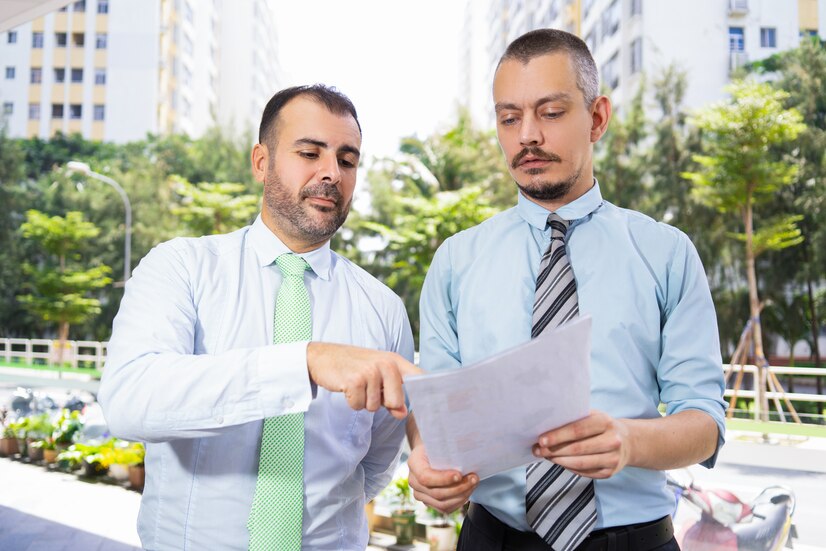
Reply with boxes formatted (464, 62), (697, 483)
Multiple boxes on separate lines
(0, 338), (107, 370)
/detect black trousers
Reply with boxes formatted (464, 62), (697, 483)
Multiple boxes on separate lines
(458, 503), (680, 551)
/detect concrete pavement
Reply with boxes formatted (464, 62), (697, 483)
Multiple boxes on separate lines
(1, 433), (824, 550)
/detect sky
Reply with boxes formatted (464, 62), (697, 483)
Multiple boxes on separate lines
(274, 0), (468, 161)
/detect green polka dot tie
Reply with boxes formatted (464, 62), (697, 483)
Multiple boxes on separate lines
(247, 253), (311, 550)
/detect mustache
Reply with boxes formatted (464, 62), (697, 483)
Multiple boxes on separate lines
(300, 182), (343, 204)
(511, 147), (562, 169)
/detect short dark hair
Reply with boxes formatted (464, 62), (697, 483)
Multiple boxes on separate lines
(498, 29), (599, 106)
(258, 84), (361, 144)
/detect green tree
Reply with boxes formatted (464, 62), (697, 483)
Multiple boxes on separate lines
(682, 80), (806, 419)
(755, 37), (826, 382)
(169, 176), (259, 235)
(361, 187), (496, 338)
(595, 78), (648, 210)
(17, 210), (112, 362)
(353, 112), (508, 337)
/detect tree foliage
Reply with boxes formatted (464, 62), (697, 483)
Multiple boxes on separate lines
(17, 210), (112, 351)
(170, 176), (259, 235)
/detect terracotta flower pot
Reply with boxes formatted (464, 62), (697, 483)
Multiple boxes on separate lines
(128, 464), (145, 492)
(0, 437), (19, 457)
(43, 448), (59, 464)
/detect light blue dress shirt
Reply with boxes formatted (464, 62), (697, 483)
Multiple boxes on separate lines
(99, 215), (414, 550)
(419, 182), (726, 531)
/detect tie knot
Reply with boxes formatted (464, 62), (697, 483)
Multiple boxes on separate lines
(275, 253), (309, 277)
(547, 213), (570, 241)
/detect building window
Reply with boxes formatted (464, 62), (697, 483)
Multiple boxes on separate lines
(630, 0), (642, 16)
(5, 66), (14, 79)
(7, 31), (17, 44)
(3, 102), (13, 115)
(96, 33), (107, 49)
(30, 67), (42, 84)
(72, 33), (85, 47)
(602, 52), (620, 90)
(601, 0), (620, 39)
(71, 68), (83, 82)
(69, 104), (82, 119)
(58, 5), (68, 11)
(32, 32), (44, 48)
(93, 104), (105, 120)
(52, 104), (65, 119)
(94, 68), (106, 84)
(54, 68), (66, 83)
(73, 1), (86, 12)
(29, 103), (40, 120)
(729, 27), (745, 52)
(760, 27), (776, 48)
(55, 32), (67, 47)
(630, 37), (643, 74)
(97, 0), (109, 14)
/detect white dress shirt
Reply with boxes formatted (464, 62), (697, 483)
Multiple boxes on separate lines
(99, 215), (414, 550)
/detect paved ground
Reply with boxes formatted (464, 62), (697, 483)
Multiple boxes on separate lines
(2, 432), (825, 551)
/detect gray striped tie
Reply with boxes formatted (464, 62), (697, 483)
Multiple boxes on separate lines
(526, 213), (596, 550)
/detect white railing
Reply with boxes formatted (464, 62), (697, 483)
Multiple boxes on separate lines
(0, 337), (108, 370)
(724, 364), (826, 404)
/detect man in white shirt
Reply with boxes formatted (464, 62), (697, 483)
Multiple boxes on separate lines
(99, 85), (418, 550)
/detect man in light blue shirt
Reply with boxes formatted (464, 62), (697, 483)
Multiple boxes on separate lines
(99, 85), (419, 550)
(407, 29), (726, 551)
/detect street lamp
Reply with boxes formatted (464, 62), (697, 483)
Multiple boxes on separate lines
(65, 161), (132, 284)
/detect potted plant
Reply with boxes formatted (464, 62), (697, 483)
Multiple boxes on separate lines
(56, 445), (84, 472)
(126, 442), (146, 492)
(390, 476), (417, 545)
(425, 507), (458, 551)
(0, 410), (20, 456)
(23, 413), (54, 460)
(52, 409), (83, 451)
(42, 438), (59, 464)
(103, 440), (144, 484)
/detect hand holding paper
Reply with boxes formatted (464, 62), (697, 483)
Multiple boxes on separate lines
(405, 316), (592, 480)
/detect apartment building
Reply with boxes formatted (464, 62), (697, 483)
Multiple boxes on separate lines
(460, 0), (825, 126)
(0, 0), (280, 143)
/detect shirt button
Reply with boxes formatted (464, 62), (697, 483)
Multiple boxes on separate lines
(283, 398), (295, 409)
(214, 416), (224, 424)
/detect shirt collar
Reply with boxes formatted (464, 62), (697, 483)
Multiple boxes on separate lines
(516, 179), (604, 229)
(248, 214), (332, 280)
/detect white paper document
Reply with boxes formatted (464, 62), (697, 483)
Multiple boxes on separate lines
(405, 315), (591, 480)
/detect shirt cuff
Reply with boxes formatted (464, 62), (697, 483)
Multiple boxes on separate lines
(256, 341), (314, 417)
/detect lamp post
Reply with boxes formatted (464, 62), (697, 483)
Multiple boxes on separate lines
(66, 161), (132, 284)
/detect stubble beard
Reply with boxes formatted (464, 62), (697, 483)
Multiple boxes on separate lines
(263, 171), (351, 244)
(515, 165), (582, 203)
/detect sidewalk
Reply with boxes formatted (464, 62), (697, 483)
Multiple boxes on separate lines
(0, 458), (140, 550)
(2, 449), (824, 550)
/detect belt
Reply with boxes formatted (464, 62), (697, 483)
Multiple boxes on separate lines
(466, 503), (674, 551)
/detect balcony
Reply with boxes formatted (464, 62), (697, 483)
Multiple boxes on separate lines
(728, 0), (748, 15)
(729, 51), (749, 72)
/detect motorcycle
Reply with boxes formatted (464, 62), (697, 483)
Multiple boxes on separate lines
(667, 470), (797, 550)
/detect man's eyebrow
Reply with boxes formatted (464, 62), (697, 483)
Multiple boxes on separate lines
(494, 92), (574, 113)
(294, 138), (360, 158)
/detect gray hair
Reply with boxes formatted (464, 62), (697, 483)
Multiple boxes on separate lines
(497, 28), (600, 106)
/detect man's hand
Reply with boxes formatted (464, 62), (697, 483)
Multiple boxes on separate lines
(407, 443), (478, 514)
(306, 342), (421, 419)
(531, 410), (631, 479)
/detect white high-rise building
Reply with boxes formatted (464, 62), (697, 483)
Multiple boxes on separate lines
(0, 0), (280, 143)
(460, 0), (824, 127)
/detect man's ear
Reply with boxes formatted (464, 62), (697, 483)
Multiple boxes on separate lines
(590, 96), (612, 144)
(251, 143), (269, 183)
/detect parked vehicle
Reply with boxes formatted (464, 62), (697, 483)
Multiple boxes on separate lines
(667, 470), (797, 550)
